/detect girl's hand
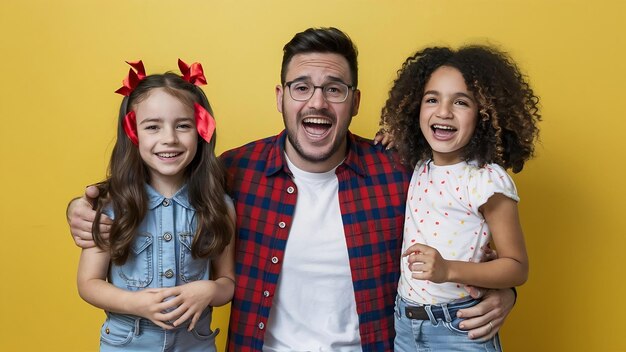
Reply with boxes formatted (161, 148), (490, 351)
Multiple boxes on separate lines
(403, 243), (450, 283)
(130, 288), (177, 330)
(158, 281), (217, 331)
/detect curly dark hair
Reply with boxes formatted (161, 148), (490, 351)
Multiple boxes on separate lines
(380, 45), (540, 173)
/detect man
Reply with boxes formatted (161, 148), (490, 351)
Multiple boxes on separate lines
(68, 27), (515, 352)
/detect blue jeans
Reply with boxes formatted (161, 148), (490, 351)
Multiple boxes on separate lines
(394, 295), (502, 352)
(99, 312), (218, 352)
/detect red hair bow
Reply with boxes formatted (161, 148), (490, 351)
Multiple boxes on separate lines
(194, 103), (215, 143)
(179, 58), (214, 143)
(178, 59), (207, 86)
(115, 60), (146, 96)
(119, 59), (216, 145)
(123, 111), (139, 145)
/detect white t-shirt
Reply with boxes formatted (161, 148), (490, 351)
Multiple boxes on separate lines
(398, 160), (519, 305)
(262, 155), (361, 352)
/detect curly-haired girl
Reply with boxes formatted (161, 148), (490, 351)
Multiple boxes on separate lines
(380, 46), (540, 351)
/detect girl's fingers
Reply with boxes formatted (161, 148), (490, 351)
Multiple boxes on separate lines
(172, 308), (194, 328)
(187, 313), (201, 331)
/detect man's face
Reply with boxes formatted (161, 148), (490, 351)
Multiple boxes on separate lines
(276, 52), (360, 173)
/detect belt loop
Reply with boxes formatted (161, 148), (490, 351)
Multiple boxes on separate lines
(395, 295), (401, 319)
(424, 305), (437, 325)
(442, 303), (452, 323)
(134, 317), (141, 336)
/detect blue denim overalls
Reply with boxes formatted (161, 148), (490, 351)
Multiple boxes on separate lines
(101, 184), (218, 352)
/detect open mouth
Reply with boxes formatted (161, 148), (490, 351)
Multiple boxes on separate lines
(431, 124), (457, 138)
(303, 117), (332, 137)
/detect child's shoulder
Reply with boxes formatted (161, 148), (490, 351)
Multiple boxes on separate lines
(466, 162), (508, 177)
(466, 162), (519, 202)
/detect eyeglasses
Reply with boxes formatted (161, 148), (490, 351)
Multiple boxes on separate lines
(285, 80), (356, 103)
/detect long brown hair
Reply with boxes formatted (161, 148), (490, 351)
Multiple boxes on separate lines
(93, 73), (234, 265)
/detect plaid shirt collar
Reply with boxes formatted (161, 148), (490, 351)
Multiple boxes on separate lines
(264, 130), (367, 178)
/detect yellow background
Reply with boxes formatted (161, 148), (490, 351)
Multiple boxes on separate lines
(1, 1), (625, 351)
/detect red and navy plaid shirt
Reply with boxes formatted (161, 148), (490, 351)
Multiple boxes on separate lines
(221, 130), (411, 352)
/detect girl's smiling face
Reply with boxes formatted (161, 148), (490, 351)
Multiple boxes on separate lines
(419, 66), (478, 166)
(135, 88), (198, 196)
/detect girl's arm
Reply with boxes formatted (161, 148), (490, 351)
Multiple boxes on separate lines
(77, 247), (174, 329)
(166, 207), (236, 330)
(406, 193), (528, 288)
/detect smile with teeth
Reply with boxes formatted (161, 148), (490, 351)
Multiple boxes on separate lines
(431, 124), (457, 132)
(303, 117), (332, 126)
(156, 152), (182, 158)
(303, 117), (332, 137)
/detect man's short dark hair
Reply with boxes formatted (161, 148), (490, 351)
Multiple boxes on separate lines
(281, 27), (358, 87)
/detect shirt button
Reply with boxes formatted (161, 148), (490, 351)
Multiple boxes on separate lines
(271, 256), (279, 264)
(263, 290), (270, 297)
(287, 186), (295, 194)
(278, 222), (286, 228)
(162, 199), (171, 207)
(164, 269), (174, 278)
(163, 232), (172, 241)
(258, 322), (265, 330)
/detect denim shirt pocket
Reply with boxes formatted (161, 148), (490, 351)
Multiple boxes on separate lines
(117, 232), (153, 290)
(178, 232), (208, 282)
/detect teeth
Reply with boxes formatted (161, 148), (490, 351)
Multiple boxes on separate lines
(157, 152), (181, 158)
(303, 117), (331, 125)
(432, 124), (456, 131)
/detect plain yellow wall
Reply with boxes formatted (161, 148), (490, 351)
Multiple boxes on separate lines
(1, 0), (625, 351)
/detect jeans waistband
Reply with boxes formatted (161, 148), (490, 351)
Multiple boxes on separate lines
(401, 296), (479, 322)
(106, 308), (211, 332)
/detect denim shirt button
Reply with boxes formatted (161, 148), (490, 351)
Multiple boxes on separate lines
(162, 199), (171, 207)
(164, 269), (174, 278)
(163, 232), (172, 241)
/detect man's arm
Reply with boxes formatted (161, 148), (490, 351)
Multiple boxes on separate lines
(457, 288), (516, 340)
(67, 185), (111, 248)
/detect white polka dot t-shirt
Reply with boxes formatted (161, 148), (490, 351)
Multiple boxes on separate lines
(398, 160), (519, 305)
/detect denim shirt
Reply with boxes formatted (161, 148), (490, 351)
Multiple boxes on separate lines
(105, 184), (210, 291)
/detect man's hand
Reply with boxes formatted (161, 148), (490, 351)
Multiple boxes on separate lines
(457, 288), (516, 340)
(67, 185), (111, 248)
(373, 127), (395, 149)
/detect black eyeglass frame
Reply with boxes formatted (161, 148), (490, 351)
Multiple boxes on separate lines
(284, 80), (356, 103)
